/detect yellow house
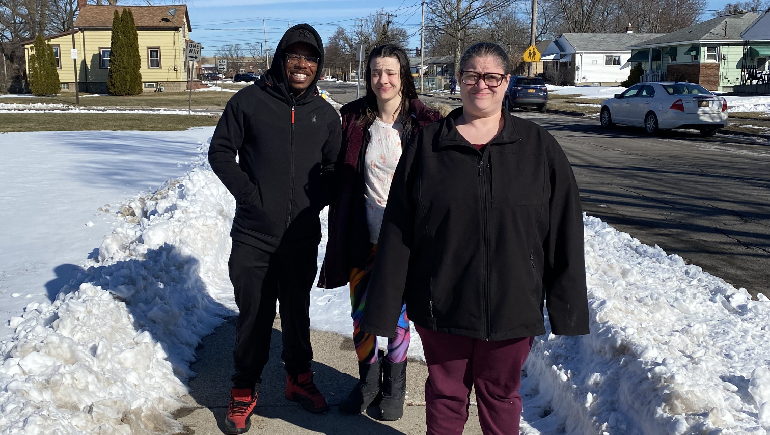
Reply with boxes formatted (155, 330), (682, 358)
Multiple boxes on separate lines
(24, 3), (193, 93)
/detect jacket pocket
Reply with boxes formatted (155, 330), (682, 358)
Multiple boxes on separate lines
(491, 152), (544, 207)
(529, 252), (541, 304)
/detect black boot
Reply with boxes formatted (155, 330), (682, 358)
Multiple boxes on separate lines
(377, 359), (407, 421)
(339, 359), (381, 414)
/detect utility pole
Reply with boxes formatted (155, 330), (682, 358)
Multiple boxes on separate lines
(528, 0), (537, 77)
(421, 0), (425, 93)
(264, 19), (268, 71)
(71, 27), (79, 105)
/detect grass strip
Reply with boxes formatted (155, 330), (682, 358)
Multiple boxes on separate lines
(0, 112), (220, 132)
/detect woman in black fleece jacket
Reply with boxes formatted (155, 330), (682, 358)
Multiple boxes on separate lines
(361, 42), (589, 435)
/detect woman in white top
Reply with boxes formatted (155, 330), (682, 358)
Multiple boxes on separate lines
(320, 44), (440, 420)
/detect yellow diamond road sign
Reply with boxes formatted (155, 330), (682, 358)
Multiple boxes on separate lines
(523, 45), (541, 62)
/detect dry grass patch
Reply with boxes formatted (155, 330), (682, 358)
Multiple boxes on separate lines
(0, 113), (220, 132)
(0, 90), (235, 110)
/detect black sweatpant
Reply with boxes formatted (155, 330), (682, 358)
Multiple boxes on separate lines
(229, 239), (318, 389)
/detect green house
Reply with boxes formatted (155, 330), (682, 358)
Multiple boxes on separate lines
(626, 11), (770, 92)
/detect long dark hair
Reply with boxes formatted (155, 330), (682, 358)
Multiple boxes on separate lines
(359, 44), (418, 131)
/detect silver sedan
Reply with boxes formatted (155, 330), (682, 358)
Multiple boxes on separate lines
(600, 82), (728, 136)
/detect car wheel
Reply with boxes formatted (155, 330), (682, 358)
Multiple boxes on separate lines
(600, 107), (614, 128)
(700, 127), (718, 137)
(644, 112), (659, 135)
(539, 104), (547, 113)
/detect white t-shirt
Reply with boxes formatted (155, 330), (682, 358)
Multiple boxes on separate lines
(364, 118), (404, 243)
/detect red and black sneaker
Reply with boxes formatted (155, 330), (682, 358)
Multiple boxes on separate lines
(225, 388), (257, 434)
(285, 371), (329, 413)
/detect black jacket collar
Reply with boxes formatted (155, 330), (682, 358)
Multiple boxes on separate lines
(437, 107), (522, 150)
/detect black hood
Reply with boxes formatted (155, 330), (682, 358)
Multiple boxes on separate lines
(266, 24), (325, 103)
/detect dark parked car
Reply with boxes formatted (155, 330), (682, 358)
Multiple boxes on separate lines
(504, 76), (548, 112)
(233, 72), (258, 83)
(200, 72), (223, 81)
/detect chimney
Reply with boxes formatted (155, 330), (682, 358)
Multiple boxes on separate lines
(77, 0), (87, 8)
(626, 23), (634, 33)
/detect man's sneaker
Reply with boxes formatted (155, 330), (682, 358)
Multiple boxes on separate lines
(285, 371), (330, 413)
(225, 388), (257, 434)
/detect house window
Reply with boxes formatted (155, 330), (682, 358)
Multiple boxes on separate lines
(51, 45), (61, 69)
(706, 47), (718, 61)
(144, 82), (158, 89)
(60, 83), (69, 90)
(605, 55), (620, 65)
(100, 49), (110, 68)
(148, 48), (160, 68)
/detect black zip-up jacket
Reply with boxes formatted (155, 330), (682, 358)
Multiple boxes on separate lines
(361, 107), (589, 340)
(208, 24), (342, 251)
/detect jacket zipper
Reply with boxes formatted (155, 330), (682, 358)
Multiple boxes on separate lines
(478, 152), (491, 340)
(286, 104), (296, 229)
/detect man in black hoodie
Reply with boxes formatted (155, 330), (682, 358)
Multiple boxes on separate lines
(208, 24), (342, 434)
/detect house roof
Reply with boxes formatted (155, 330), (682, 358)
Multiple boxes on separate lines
(74, 5), (191, 32)
(559, 33), (665, 52)
(741, 9), (770, 40)
(629, 12), (759, 47)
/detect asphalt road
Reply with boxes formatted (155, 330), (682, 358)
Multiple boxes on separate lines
(320, 80), (770, 298)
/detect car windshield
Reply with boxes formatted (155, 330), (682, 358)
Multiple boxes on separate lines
(516, 78), (545, 86)
(662, 83), (712, 96)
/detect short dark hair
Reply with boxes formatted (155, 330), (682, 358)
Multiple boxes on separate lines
(360, 44), (418, 130)
(459, 42), (510, 74)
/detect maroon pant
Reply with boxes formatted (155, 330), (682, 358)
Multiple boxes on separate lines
(416, 325), (533, 435)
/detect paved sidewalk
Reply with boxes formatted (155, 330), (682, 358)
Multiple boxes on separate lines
(174, 316), (484, 435)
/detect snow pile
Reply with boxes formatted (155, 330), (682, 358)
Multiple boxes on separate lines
(194, 86), (237, 93)
(522, 216), (770, 434)
(1, 135), (769, 434)
(724, 96), (770, 114)
(0, 160), (232, 433)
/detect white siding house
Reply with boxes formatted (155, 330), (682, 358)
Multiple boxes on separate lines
(542, 33), (664, 85)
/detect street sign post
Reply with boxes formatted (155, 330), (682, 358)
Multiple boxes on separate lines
(522, 45), (541, 63)
(216, 57), (227, 106)
(186, 42), (202, 115)
(186, 42), (202, 62)
(356, 44), (364, 98)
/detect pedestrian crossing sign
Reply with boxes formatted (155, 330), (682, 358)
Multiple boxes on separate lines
(523, 45), (541, 62)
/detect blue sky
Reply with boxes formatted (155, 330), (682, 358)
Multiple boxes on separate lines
(187, 0), (736, 58)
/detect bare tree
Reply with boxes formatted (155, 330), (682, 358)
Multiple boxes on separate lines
(426, 0), (514, 76)
(542, 0), (707, 34)
(324, 26), (354, 80)
(216, 44), (244, 77)
(351, 10), (409, 53)
(244, 42), (263, 73)
(476, 3), (530, 70)
(713, 0), (769, 15)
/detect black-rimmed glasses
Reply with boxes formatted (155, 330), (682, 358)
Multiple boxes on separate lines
(459, 70), (506, 87)
(285, 53), (320, 66)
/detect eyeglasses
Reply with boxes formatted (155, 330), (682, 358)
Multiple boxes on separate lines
(459, 70), (506, 87)
(285, 53), (319, 66)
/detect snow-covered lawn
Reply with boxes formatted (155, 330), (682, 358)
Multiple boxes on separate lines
(1, 129), (769, 434)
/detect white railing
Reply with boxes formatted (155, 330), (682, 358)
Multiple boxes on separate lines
(642, 70), (666, 82)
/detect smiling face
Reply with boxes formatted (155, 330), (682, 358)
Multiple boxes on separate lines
(369, 56), (402, 105)
(284, 42), (318, 96)
(459, 55), (509, 118)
